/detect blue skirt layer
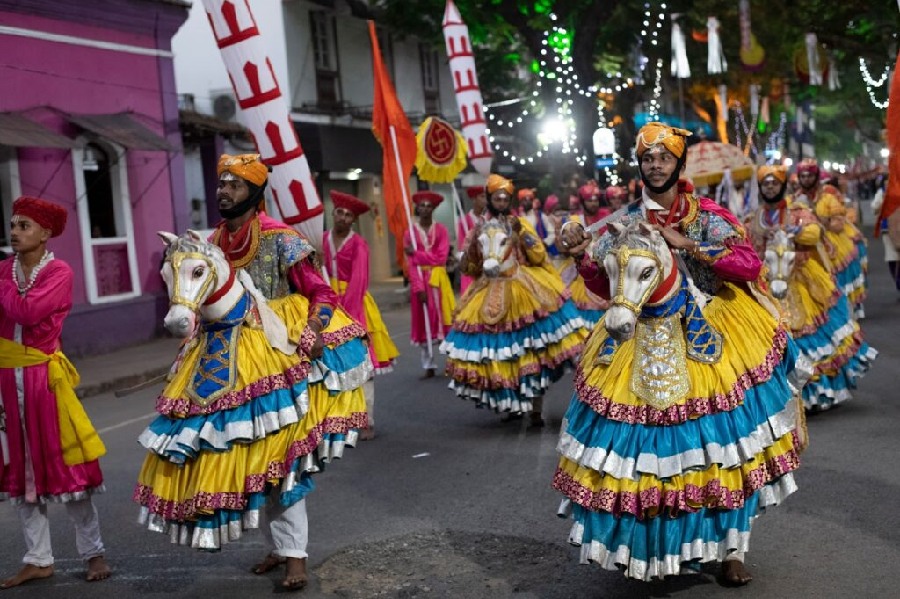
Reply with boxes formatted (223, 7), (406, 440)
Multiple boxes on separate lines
(559, 369), (796, 479)
(140, 380), (309, 463)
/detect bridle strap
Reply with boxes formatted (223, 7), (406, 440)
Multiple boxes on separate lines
(167, 251), (217, 312)
(204, 268), (235, 306)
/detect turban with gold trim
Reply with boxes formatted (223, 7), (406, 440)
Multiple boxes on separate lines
(486, 174), (514, 196)
(757, 165), (788, 183)
(13, 196), (67, 238)
(635, 122), (692, 159)
(217, 153), (269, 186)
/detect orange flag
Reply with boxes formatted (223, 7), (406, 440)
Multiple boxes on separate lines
(878, 48), (900, 235)
(369, 21), (417, 259)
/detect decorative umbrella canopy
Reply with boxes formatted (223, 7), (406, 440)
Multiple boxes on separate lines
(684, 141), (755, 187)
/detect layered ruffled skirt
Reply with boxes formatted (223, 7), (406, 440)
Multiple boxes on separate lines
(441, 264), (586, 414)
(135, 293), (370, 550)
(780, 258), (876, 410)
(553, 283), (808, 581)
(552, 256), (608, 330)
(824, 226), (867, 318)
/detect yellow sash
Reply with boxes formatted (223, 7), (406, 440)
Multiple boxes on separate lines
(422, 266), (456, 326)
(0, 337), (106, 465)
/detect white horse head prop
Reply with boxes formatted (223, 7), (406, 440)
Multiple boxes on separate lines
(763, 228), (796, 300)
(158, 230), (240, 338)
(603, 221), (676, 341)
(477, 221), (518, 278)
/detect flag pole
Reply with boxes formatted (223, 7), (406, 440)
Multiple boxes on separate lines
(390, 125), (434, 358)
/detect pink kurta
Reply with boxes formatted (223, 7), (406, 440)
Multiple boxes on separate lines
(323, 231), (368, 325)
(0, 258), (104, 502)
(404, 222), (452, 344)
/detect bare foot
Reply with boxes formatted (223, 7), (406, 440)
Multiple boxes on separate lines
(721, 559), (752, 586)
(0, 564), (54, 589)
(360, 427), (375, 441)
(282, 557), (308, 591)
(251, 552), (285, 575)
(86, 556), (111, 582)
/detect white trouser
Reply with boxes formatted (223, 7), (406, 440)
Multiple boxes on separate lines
(17, 499), (105, 567)
(420, 346), (437, 370)
(362, 378), (375, 427)
(261, 496), (308, 560)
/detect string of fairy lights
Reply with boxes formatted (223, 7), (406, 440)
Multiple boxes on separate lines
(858, 57), (890, 109)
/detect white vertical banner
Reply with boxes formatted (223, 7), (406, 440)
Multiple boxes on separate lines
(442, 0), (492, 176)
(749, 84), (760, 117)
(202, 0), (324, 248)
(670, 16), (691, 79)
(719, 85), (729, 122)
(706, 17), (727, 74)
(805, 33), (823, 86)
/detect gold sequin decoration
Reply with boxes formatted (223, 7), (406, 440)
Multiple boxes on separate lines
(629, 315), (690, 410)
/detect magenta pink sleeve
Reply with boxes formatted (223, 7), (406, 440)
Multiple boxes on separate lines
(404, 229), (425, 294)
(576, 255), (611, 299)
(709, 239), (763, 282)
(0, 262), (72, 327)
(288, 259), (339, 313)
(341, 237), (369, 323)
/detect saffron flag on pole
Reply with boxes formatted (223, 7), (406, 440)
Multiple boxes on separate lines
(368, 20), (417, 249)
(202, 0), (323, 249)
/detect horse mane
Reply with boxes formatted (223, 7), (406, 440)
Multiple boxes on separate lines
(609, 220), (656, 252)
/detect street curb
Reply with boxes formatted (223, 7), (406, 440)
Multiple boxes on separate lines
(76, 366), (171, 400)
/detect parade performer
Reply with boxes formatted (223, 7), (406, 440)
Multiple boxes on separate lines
(814, 192), (869, 319)
(746, 166), (876, 409)
(520, 188), (555, 252)
(456, 186), (487, 294)
(796, 159), (868, 318)
(324, 190), (399, 439)
(548, 195), (609, 330)
(442, 174), (586, 427)
(578, 181), (611, 226)
(135, 154), (370, 591)
(553, 123), (810, 585)
(605, 185), (628, 212)
(0, 197), (110, 588)
(871, 179), (900, 291)
(405, 190), (455, 379)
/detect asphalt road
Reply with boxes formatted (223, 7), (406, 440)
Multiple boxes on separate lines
(0, 231), (897, 598)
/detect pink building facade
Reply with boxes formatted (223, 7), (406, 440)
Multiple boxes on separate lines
(0, 0), (190, 355)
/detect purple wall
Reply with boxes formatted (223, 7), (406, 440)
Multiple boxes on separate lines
(0, 2), (188, 355)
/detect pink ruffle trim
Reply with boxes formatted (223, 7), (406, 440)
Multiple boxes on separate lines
(574, 327), (789, 425)
(157, 362), (311, 417)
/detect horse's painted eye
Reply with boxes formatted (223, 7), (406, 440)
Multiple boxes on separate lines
(192, 266), (205, 279)
(639, 266), (655, 281)
(499, 238), (507, 245)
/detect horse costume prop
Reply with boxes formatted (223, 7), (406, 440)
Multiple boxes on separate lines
(762, 229), (796, 300)
(133, 231), (369, 550)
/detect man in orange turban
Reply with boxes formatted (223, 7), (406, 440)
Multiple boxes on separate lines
(634, 122), (692, 195)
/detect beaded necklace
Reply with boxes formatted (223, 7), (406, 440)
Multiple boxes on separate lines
(13, 250), (53, 296)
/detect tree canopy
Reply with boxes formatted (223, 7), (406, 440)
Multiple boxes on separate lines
(373, 0), (899, 185)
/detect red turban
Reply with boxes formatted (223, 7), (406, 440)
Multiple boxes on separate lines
(465, 186), (484, 199)
(796, 159), (819, 175)
(329, 190), (370, 217)
(13, 196), (67, 237)
(412, 190), (443, 207)
(605, 185), (626, 199)
(578, 182), (601, 200)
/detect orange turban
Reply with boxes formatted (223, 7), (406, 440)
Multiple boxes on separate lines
(757, 165), (788, 183)
(13, 196), (67, 237)
(217, 153), (269, 186)
(814, 193), (845, 218)
(486, 174), (514, 196)
(517, 188), (536, 201)
(635, 122), (692, 159)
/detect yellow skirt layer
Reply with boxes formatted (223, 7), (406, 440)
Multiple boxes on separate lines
(363, 291), (399, 368)
(782, 257), (838, 333)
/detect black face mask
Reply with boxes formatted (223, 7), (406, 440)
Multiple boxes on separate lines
(219, 181), (267, 219)
(639, 153), (686, 194)
(761, 182), (786, 205)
